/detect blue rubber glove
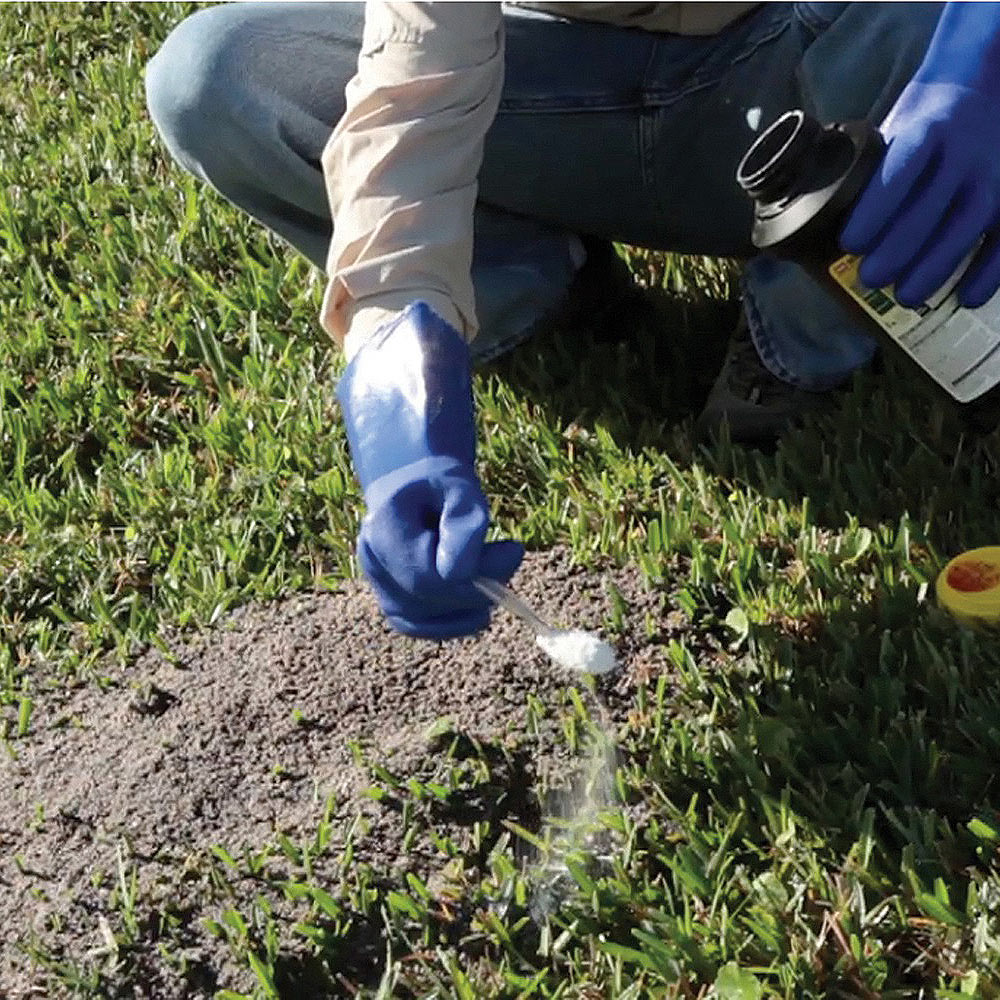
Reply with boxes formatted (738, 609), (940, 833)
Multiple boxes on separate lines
(841, 3), (1000, 308)
(336, 302), (524, 639)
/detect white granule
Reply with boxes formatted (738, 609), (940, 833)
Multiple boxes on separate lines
(535, 629), (618, 675)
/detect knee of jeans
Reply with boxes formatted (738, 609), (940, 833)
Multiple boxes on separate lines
(145, 6), (249, 181)
(793, 2), (850, 36)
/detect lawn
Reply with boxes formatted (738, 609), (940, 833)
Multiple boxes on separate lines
(3, 4), (1000, 998)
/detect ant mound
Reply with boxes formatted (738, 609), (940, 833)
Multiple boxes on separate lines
(1, 548), (706, 997)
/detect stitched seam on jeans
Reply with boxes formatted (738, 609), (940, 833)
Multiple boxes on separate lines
(469, 326), (536, 365)
(637, 33), (661, 191)
(500, 27), (656, 115)
(643, 16), (790, 108)
(792, 2), (843, 36)
(498, 94), (647, 113)
(742, 274), (804, 387)
(639, 110), (656, 190)
(742, 273), (856, 391)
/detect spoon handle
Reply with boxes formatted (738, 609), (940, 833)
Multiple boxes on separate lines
(473, 577), (556, 638)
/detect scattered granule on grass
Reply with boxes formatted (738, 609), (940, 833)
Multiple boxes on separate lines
(0, 548), (720, 998)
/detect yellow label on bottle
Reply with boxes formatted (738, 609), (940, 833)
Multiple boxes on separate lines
(828, 254), (925, 338)
(827, 252), (1000, 404)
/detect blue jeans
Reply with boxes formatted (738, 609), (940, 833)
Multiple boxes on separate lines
(146, 2), (942, 383)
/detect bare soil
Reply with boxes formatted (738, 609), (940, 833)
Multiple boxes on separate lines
(0, 548), (716, 998)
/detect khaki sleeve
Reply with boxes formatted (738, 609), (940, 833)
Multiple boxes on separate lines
(321, 1), (504, 356)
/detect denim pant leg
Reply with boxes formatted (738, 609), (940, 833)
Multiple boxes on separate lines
(482, 4), (945, 389)
(743, 3), (943, 389)
(145, 3), (357, 271)
(144, 2), (583, 366)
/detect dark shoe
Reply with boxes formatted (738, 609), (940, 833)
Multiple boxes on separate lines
(559, 238), (646, 332)
(473, 238), (641, 366)
(695, 313), (838, 444)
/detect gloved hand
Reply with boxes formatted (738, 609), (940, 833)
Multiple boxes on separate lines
(336, 302), (523, 639)
(841, 3), (1000, 308)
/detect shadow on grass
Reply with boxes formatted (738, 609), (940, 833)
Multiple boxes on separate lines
(701, 360), (1000, 557)
(272, 924), (384, 1000)
(722, 588), (1000, 860)
(474, 258), (1000, 988)
(263, 735), (554, 998)
(481, 271), (740, 457)
(568, 540), (1000, 994)
(662, 574), (1000, 989)
(483, 258), (1000, 557)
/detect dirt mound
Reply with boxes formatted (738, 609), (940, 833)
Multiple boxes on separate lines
(0, 549), (697, 997)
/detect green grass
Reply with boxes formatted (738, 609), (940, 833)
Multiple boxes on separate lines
(5, 3), (1000, 997)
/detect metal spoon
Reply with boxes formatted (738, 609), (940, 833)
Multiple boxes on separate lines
(474, 577), (618, 675)
(473, 576), (559, 638)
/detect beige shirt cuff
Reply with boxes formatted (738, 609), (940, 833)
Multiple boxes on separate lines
(321, 2), (503, 355)
(335, 293), (469, 362)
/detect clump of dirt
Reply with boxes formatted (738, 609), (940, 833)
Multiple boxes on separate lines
(0, 548), (715, 998)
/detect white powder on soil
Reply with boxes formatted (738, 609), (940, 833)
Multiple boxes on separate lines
(535, 629), (618, 675)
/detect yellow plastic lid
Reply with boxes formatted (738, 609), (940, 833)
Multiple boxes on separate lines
(936, 546), (1000, 625)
